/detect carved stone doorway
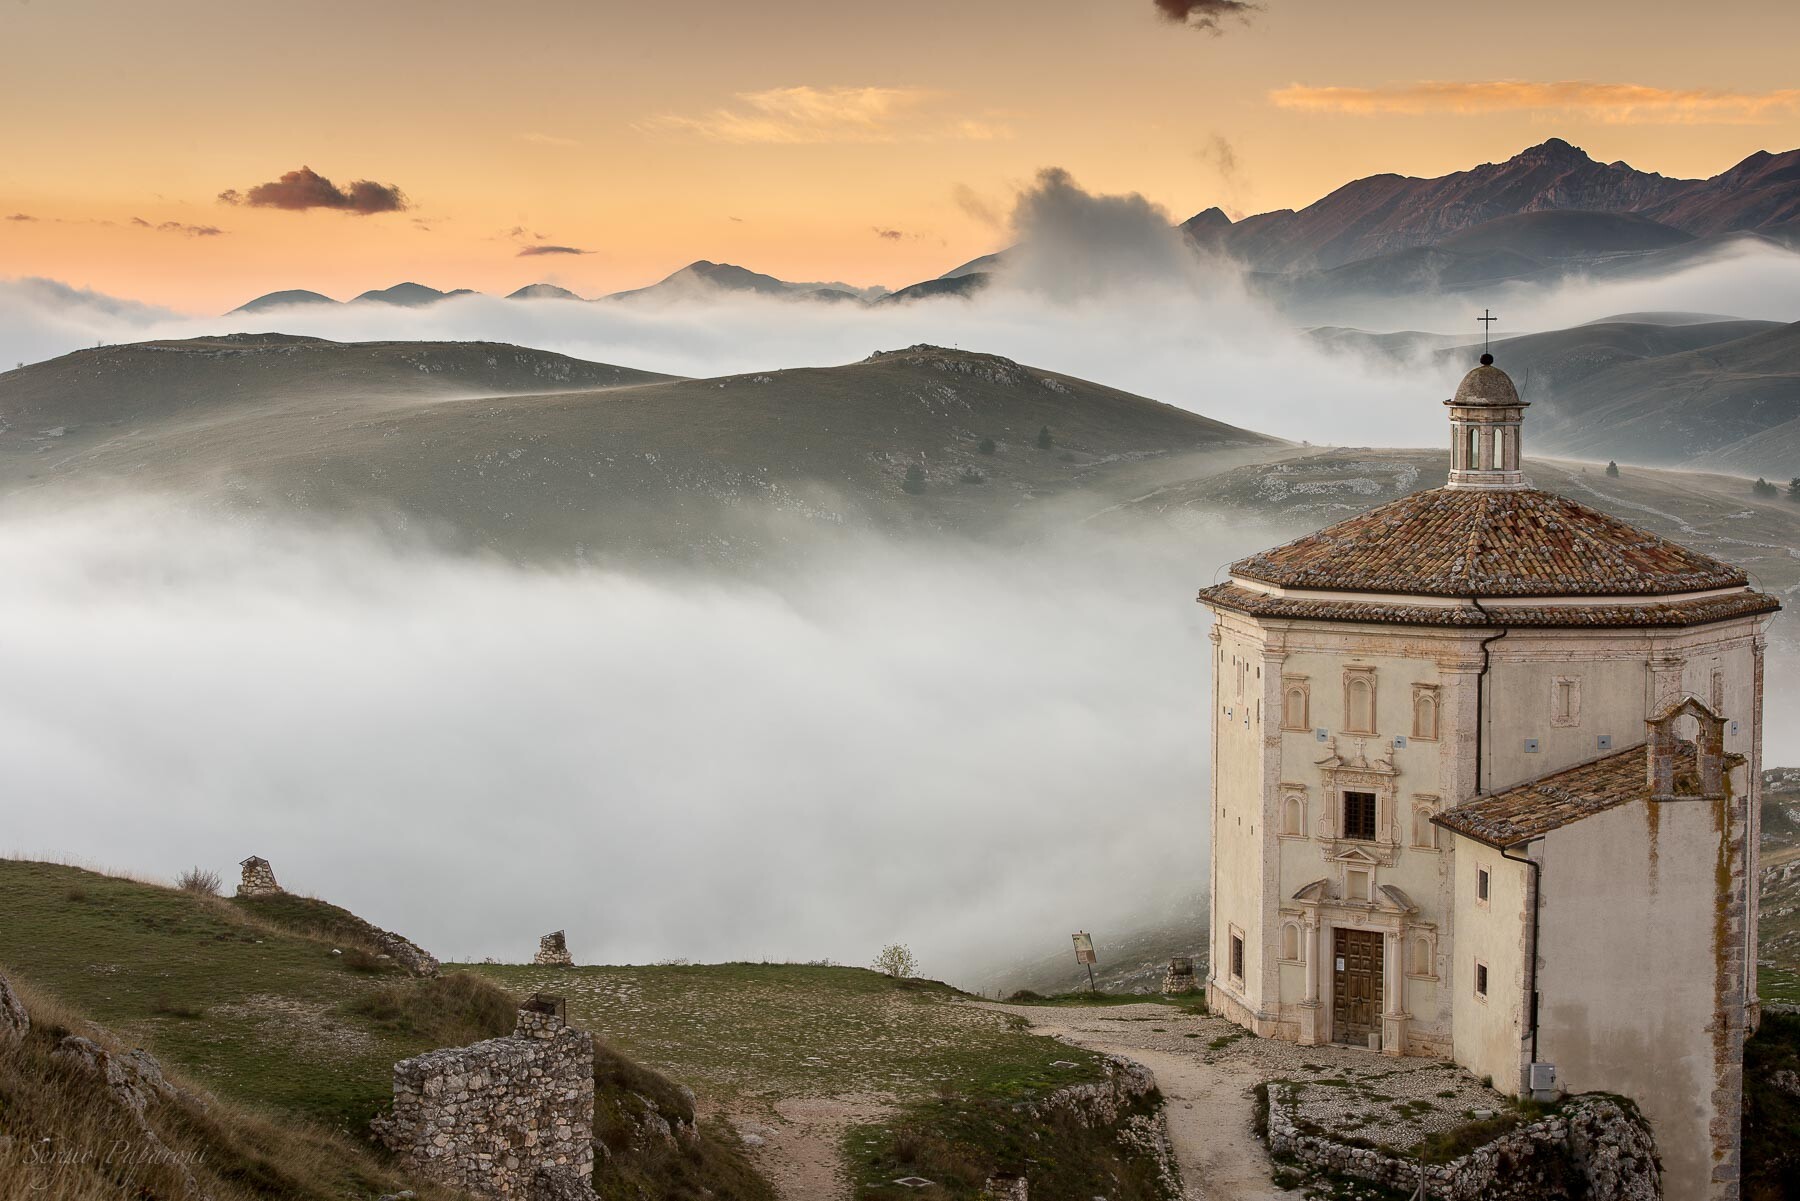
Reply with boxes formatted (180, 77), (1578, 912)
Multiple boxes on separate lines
(1333, 928), (1383, 1046)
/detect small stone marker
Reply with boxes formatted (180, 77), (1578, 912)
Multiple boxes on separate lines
(534, 929), (575, 966)
(1161, 956), (1199, 995)
(236, 855), (281, 897)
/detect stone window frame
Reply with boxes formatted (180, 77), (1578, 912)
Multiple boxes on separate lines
(1474, 958), (1490, 1001)
(1342, 666), (1378, 735)
(1280, 676), (1311, 731)
(1278, 919), (1304, 964)
(1278, 784), (1310, 840)
(1409, 794), (1442, 851)
(1550, 675), (1582, 729)
(1341, 789), (1379, 842)
(1410, 683), (1440, 741)
(1228, 925), (1246, 984)
(1406, 928), (1438, 980)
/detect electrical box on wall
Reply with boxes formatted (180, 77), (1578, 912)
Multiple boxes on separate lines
(1597, 734), (1613, 750)
(1523, 738), (1540, 753)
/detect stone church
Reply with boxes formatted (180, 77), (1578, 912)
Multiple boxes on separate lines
(1198, 356), (1775, 1200)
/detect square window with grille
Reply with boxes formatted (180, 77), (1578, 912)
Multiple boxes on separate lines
(1342, 791), (1377, 841)
(1230, 934), (1244, 981)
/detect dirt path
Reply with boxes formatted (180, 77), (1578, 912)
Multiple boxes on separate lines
(725, 1096), (895, 1201)
(975, 1003), (1299, 1201)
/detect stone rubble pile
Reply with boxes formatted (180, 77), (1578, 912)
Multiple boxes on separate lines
(1265, 1083), (1660, 1201)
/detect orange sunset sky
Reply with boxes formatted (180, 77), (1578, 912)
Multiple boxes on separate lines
(6, 0), (1800, 313)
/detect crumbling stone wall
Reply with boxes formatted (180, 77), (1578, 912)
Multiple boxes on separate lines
(0, 970), (27, 1044)
(1161, 957), (1199, 995)
(372, 995), (595, 1201)
(1265, 1084), (1660, 1200)
(236, 856), (281, 897)
(534, 930), (574, 967)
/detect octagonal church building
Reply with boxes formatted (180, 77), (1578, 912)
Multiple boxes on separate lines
(1198, 354), (1777, 1200)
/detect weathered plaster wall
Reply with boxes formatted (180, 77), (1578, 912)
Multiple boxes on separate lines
(1448, 833), (1528, 1092)
(1207, 615), (1271, 1027)
(1539, 793), (1745, 1201)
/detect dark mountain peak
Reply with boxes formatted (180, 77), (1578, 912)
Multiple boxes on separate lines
(1183, 206), (1233, 229)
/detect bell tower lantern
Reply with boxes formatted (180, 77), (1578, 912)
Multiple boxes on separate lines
(1445, 353), (1529, 491)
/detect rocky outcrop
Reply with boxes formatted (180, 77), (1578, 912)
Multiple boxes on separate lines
(372, 995), (596, 1201)
(1025, 1054), (1157, 1128)
(0, 971), (28, 1044)
(369, 927), (441, 978)
(1266, 1085), (1660, 1200)
(50, 1034), (210, 1200)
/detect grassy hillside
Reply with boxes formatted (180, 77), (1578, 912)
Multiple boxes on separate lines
(0, 338), (1279, 561)
(0, 860), (1170, 1201)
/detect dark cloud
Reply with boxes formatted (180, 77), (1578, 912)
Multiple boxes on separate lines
(131, 217), (225, 237)
(517, 244), (590, 257)
(6, 213), (36, 222)
(218, 166), (409, 215)
(1153, 0), (1258, 32)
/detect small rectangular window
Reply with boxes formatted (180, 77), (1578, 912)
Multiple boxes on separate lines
(1475, 962), (1489, 997)
(1343, 791), (1377, 841)
(1477, 868), (1490, 903)
(1230, 934), (1244, 981)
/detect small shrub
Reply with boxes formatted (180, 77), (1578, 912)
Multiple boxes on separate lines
(64, 886), (87, 903)
(1005, 989), (1045, 1002)
(152, 997), (205, 1020)
(176, 867), (222, 896)
(977, 437), (996, 455)
(958, 467), (985, 485)
(872, 943), (918, 978)
(901, 464), (927, 495)
(1035, 425), (1053, 449)
(1605, 460), (1620, 477)
(1754, 477), (1779, 498)
(340, 947), (387, 973)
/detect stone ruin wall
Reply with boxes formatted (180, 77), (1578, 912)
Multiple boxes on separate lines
(1265, 1084), (1660, 1201)
(534, 930), (574, 966)
(372, 996), (596, 1201)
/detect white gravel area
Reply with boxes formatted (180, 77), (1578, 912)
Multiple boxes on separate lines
(973, 1001), (1508, 1199)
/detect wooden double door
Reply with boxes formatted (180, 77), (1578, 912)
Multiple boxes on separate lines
(1333, 928), (1383, 1045)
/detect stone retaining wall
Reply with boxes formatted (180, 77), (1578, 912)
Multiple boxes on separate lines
(372, 995), (596, 1201)
(1265, 1084), (1660, 1201)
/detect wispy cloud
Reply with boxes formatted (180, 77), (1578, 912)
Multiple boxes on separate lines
(1270, 80), (1800, 125)
(219, 166), (409, 214)
(6, 213), (36, 222)
(646, 86), (1009, 145)
(1153, 0), (1259, 33)
(131, 217), (224, 237)
(517, 244), (590, 257)
(519, 132), (579, 147)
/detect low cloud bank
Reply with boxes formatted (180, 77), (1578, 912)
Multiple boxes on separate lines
(7, 170), (1800, 447)
(0, 502), (1243, 984)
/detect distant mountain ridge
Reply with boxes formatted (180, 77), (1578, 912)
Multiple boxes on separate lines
(222, 139), (1800, 314)
(1192, 138), (1800, 273)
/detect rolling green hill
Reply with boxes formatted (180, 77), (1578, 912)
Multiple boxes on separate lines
(0, 337), (1280, 561)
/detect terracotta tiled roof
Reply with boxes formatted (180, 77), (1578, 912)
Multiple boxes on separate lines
(1197, 581), (1780, 630)
(1228, 487), (1751, 598)
(1434, 744), (1666, 846)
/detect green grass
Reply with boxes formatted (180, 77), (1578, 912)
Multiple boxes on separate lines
(1760, 965), (1800, 1005)
(0, 859), (425, 1130)
(1746, 1011), (1800, 1201)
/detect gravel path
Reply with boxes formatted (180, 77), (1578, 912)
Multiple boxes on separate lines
(974, 1001), (1501, 1201)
